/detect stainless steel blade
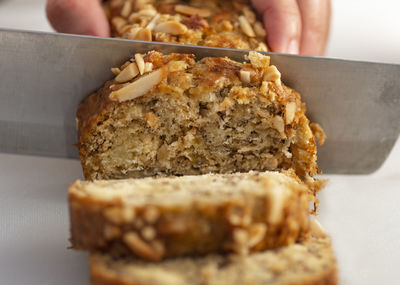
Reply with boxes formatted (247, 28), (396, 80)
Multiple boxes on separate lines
(0, 29), (399, 174)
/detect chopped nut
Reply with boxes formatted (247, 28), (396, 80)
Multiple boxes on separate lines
(104, 207), (124, 225)
(120, 1), (132, 18)
(254, 21), (267, 38)
(109, 67), (166, 102)
(115, 62), (139, 83)
(175, 5), (211, 18)
(141, 226), (156, 240)
(135, 28), (152, 41)
(272, 116), (285, 134)
(146, 13), (160, 30)
(154, 21), (188, 35)
(285, 102), (297, 124)
(135, 53), (145, 75)
(123, 232), (162, 261)
(145, 112), (159, 129)
(167, 60), (188, 72)
(104, 224), (121, 240)
(221, 20), (233, 32)
(120, 60), (131, 70)
(238, 16), (255, 37)
(264, 65), (281, 82)
(248, 51), (270, 68)
(144, 62), (154, 73)
(144, 206), (160, 223)
(240, 70), (251, 84)
(112, 17), (127, 32)
(310, 219), (327, 238)
(247, 223), (267, 248)
(243, 7), (256, 24)
(111, 67), (121, 75)
(255, 42), (268, 52)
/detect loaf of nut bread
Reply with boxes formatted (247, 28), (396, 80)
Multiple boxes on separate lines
(77, 51), (324, 180)
(89, 235), (337, 285)
(69, 171), (320, 261)
(104, 0), (268, 51)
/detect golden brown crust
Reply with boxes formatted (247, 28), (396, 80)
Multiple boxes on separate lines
(77, 51), (320, 180)
(69, 171), (314, 261)
(104, 0), (268, 51)
(89, 238), (337, 285)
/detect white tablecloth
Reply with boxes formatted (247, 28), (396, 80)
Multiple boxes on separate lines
(1, 1), (399, 284)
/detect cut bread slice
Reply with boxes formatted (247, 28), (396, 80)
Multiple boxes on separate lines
(89, 237), (337, 285)
(69, 171), (319, 261)
(77, 51), (324, 181)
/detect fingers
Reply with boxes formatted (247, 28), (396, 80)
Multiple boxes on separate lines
(252, 0), (302, 54)
(297, 0), (331, 55)
(46, 0), (110, 37)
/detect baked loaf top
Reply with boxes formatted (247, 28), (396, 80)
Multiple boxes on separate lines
(77, 51), (324, 180)
(104, 0), (268, 51)
(69, 171), (318, 261)
(89, 237), (337, 285)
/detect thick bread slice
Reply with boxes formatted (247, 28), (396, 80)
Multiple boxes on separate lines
(104, 0), (269, 51)
(77, 51), (324, 180)
(89, 238), (337, 285)
(69, 171), (318, 261)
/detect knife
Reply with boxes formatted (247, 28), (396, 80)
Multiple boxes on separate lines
(0, 29), (399, 174)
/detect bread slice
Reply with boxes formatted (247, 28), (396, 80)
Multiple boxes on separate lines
(77, 51), (324, 180)
(89, 237), (337, 285)
(104, 0), (269, 51)
(69, 171), (319, 261)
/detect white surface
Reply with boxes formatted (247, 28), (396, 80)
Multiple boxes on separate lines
(0, 0), (399, 284)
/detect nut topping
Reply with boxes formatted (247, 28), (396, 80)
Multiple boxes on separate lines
(285, 102), (297, 124)
(263, 65), (281, 82)
(254, 21), (267, 38)
(310, 219), (327, 238)
(175, 5), (211, 18)
(135, 53), (145, 75)
(120, 1), (132, 18)
(154, 21), (188, 35)
(115, 62), (139, 83)
(109, 67), (166, 102)
(135, 28), (152, 41)
(146, 13), (160, 30)
(240, 70), (251, 84)
(238, 16), (255, 37)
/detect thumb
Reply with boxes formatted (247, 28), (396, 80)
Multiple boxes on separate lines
(46, 0), (110, 37)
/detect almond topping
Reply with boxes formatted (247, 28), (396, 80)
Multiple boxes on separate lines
(243, 7), (256, 24)
(175, 5), (211, 18)
(115, 62), (139, 83)
(240, 70), (251, 84)
(272, 116), (285, 134)
(254, 21), (267, 38)
(109, 67), (166, 102)
(112, 17), (127, 32)
(238, 15), (255, 37)
(135, 28), (152, 41)
(154, 21), (188, 35)
(120, 1), (132, 18)
(310, 220), (327, 238)
(144, 62), (154, 73)
(264, 65), (281, 82)
(285, 102), (297, 124)
(123, 232), (162, 261)
(111, 67), (121, 75)
(135, 53), (145, 75)
(247, 51), (270, 68)
(146, 13), (160, 30)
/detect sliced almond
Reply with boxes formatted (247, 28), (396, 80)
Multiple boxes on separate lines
(238, 15), (255, 37)
(146, 13), (160, 30)
(115, 62), (139, 83)
(154, 21), (188, 35)
(272, 115), (285, 134)
(135, 28), (152, 41)
(135, 53), (145, 75)
(175, 5), (211, 18)
(125, 27), (142, 40)
(120, 1), (132, 18)
(112, 17), (127, 32)
(310, 220), (327, 238)
(144, 62), (154, 73)
(263, 65), (281, 82)
(240, 70), (251, 84)
(109, 67), (166, 102)
(285, 102), (297, 124)
(248, 51), (270, 68)
(254, 21), (267, 38)
(111, 67), (121, 75)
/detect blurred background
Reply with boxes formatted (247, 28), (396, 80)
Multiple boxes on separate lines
(0, 1), (399, 285)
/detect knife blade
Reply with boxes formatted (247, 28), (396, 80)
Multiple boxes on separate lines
(0, 29), (399, 174)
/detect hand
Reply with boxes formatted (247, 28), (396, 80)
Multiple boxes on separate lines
(46, 0), (110, 37)
(252, 0), (331, 55)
